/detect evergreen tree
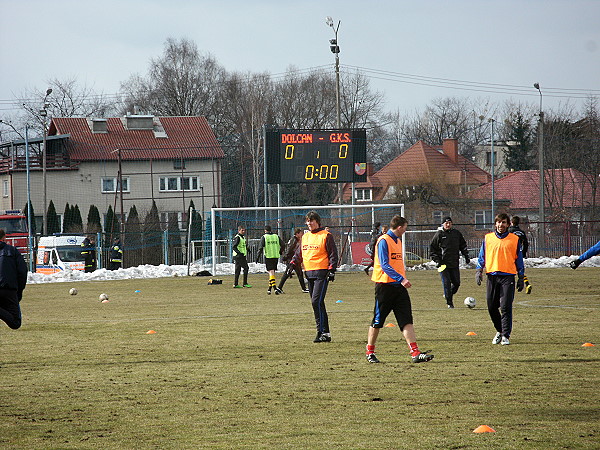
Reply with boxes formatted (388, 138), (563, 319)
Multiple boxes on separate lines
(143, 201), (163, 265)
(504, 110), (535, 171)
(23, 201), (37, 236)
(125, 205), (142, 268)
(63, 203), (71, 233)
(72, 205), (84, 234)
(46, 200), (60, 235)
(86, 204), (102, 234)
(104, 205), (118, 245)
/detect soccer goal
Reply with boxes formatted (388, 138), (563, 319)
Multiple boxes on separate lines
(202, 203), (404, 275)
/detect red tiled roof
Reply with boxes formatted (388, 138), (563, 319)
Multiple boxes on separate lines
(465, 169), (600, 209)
(49, 116), (224, 161)
(343, 140), (489, 200)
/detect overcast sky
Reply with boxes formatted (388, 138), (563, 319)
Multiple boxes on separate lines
(1, 0), (599, 121)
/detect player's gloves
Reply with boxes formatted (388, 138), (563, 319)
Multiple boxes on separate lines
(517, 275), (525, 292)
(475, 269), (483, 286)
(523, 276), (532, 294)
(328, 270), (335, 282)
(569, 259), (581, 270)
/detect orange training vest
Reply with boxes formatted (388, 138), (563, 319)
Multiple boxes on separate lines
(484, 232), (519, 274)
(301, 229), (330, 271)
(372, 233), (406, 283)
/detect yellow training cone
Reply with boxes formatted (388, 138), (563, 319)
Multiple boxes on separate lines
(473, 425), (496, 433)
(582, 342), (595, 347)
(466, 331), (477, 336)
(384, 323), (396, 327)
(146, 330), (157, 334)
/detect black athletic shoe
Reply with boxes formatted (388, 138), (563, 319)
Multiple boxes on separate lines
(302, 289), (309, 293)
(366, 353), (380, 363)
(267, 288), (272, 295)
(447, 303), (454, 309)
(411, 351), (434, 363)
(274, 287), (283, 295)
(364, 267), (370, 275)
(313, 333), (332, 343)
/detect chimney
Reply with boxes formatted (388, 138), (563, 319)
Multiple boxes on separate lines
(366, 162), (375, 176)
(442, 138), (459, 164)
(88, 118), (108, 134)
(123, 114), (154, 130)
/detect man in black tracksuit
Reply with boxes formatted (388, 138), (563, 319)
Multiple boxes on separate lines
(429, 216), (470, 308)
(0, 228), (28, 331)
(277, 227), (308, 293)
(508, 216), (529, 259)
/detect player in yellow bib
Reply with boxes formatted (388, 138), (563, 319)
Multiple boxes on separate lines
(256, 225), (284, 295)
(475, 213), (526, 346)
(365, 215), (434, 364)
(291, 211), (338, 343)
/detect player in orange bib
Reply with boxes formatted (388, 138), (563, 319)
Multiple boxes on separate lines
(475, 213), (526, 346)
(365, 215), (434, 364)
(291, 211), (338, 343)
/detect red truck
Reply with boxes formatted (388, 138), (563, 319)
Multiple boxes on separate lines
(0, 210), (29, 254)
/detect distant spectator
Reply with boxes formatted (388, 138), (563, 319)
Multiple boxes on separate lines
(508, 216), (529, 258)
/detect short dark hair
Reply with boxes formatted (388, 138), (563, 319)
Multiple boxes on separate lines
(0, 228), (5, 240)
(511, 216), (520, 225)
(389, 215), (408, 230)
(495, 213), (510, 223)
(264, 225), (272, 232)
(305, 211), (321, 226)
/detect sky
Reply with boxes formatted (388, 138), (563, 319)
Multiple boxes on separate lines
(1, 0), (600, 123)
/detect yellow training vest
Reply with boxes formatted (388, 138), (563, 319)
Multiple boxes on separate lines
(372, 233), (406, 283)
(301, 230), (330, 271)
(484, 232), (518, 274)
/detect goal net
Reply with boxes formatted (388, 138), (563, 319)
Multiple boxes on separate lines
(195, 203), (405, 275)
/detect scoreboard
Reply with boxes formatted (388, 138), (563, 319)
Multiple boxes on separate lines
(265, 128), (367, 184)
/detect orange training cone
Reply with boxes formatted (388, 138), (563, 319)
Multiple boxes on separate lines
(384, 323), (396, 327)
(473, 425), (496, 433)
(466, 331), (477, 336)
(582, 342), (595, 347)
(146, 330), (157, 334)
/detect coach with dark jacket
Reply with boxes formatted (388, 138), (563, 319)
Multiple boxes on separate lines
(0, 228), (28, 330)
(429, 217), (469, 308)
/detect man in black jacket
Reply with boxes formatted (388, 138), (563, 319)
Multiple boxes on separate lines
(277, 228), (308, 293)
(0, 228), (28, 331)
(429, 217), (470, 308)
(508, 216), (529, 259)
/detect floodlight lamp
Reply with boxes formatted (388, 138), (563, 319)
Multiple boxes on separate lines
(46, 88), (53, 96)
(326, 16), (333, 27)
(533, 83), (540, 90)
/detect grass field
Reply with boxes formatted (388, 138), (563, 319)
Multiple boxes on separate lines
(1, 267), (598, 449)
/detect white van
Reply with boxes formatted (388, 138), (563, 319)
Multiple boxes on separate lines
(36, 235), (87, 274)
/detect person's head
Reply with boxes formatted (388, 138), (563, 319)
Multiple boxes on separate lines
(511, 216), (520, 226)
(442, 216), (453, 231)
(237, 225), (246, 235)
(294, 227), (303, 238)
(495, 213), (510, 234)
(264, 225), (272, 233)
(389, 215), (408, 237)
(305, 211), (321, 231)
(382, 225), (389, 233)
(0, 228), (5, 241)
(374, 222), (381, 229)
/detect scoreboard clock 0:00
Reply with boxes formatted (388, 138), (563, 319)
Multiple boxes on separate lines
(264, 128), (367, 184)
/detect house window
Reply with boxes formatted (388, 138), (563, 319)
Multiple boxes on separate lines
(174, 159), (186, 170)
(159, 176), (200, 192)
(432, 211), (445, 224)
(355, 188), (372, 201)
(475, 210), (493, 230)
(2, 180), (8, 197)
(102, 177), (130, 193)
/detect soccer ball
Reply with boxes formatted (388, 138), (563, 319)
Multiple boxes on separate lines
(464, 296), (476, 309)
(99, 293), (109, 301)
(69, 288), (78, 295)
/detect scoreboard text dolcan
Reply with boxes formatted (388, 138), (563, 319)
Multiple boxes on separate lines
(265, 128), (367, 184)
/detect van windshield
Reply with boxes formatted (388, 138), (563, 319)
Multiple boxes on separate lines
(56, 246), (84, 262)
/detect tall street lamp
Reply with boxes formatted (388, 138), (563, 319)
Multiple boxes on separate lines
(40, 88), (52, 235)
(326, 16), (344, 206)
(534, 82), (545, 255)
(489, 118), (496, 222)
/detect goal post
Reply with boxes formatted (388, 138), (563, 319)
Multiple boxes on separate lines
(204, 203), (404, 275)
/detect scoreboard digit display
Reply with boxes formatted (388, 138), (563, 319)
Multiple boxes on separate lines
(265, 128), (367, 184)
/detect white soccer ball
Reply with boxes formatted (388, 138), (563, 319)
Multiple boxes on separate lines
(69, 288), (78, 295)
(464, 296), (476, 309)
(99, 293), (109, 301)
